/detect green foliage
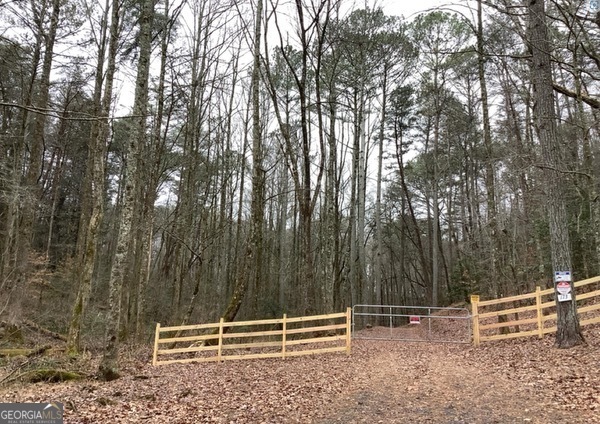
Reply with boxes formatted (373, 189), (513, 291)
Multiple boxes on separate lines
(410, 11), (473, 72)
(332, 7), (415, 96)
(386, 84), (417, 153)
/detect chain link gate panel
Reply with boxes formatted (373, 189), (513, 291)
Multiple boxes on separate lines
(352, 305), (471, 343)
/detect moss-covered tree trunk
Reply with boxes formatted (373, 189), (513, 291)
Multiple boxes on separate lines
(67, 0), (118, 355)
(99, 0), (153, 380)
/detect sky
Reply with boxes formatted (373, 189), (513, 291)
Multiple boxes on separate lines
(378, 0), (447, 20)
(330, 0), (450, 22)
(111, 0), (452, 113)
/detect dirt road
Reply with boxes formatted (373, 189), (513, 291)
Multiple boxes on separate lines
(318, 340), (597, 424)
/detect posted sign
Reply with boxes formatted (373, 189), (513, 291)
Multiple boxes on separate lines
(555, 271), (572, 302)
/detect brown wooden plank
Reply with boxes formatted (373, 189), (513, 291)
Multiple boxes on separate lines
(154, 356), (220, 366)
(221, 352), (283, 361)
(574, 276), (600, 288)
(221, 329), (283, 339)
(346, 307), (352, 355)
(284, 346), (346, 357)
(471, 295), (480, 347)
(158, 334), (220, 344)
(152, 323), (160, 366)
(157, 345), (219, 355)
(578, 303), (600, 314)
(285, 312), (346, 323)
(285, 323), (346, 335)
(480, 329), (539, 342)
(217, 318), (223, 361)
(221, 318), (283, 327)
(221, 341), (282, 350)
(478, 292), (536, 307)
(581, 316), (600, 326)
(540, 300), (555, 310)
(479, 317), (538, 331)
(282, 314), (287, 359)
(535, 287), (543, 338)
(539, 287), (555, 296)
(478, 304), (537, 319)
(285, 335), (346, 346)
(159, 322), (220, 332)
(577, 290), (600, 301)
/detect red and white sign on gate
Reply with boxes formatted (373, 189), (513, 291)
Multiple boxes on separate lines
(409, 316), (421, 325)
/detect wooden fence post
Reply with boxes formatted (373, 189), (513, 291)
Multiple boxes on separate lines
(152, 323), (161, 366)
(346, 307), (352, 355)
(535, 286), (543, 338)
(217, 318), (224, 361)
(471, 295), (480, 347)
(282, 313), (287, 359)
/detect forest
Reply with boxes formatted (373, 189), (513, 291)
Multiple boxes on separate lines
(0, 0), (598, 378)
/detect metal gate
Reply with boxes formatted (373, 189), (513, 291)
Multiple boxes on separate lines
(352, 304), (471, 343)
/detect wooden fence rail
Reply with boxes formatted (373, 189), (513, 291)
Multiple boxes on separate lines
(152, 308), (352, 366)
(471, 276), (600, 346)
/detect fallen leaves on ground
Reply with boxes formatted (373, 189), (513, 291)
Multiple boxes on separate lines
(1, 326), (599, 423)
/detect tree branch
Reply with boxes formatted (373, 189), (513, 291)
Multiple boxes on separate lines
(552, 84), (600, 109)
(534, 163), (592, 179)
(0, 102), (142, 121)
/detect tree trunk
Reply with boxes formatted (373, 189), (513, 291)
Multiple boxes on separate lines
(374, 70), (387, 309)
(528, 0), (584, 348)
(67, 0), (117, 354)
(478, 0), (500, 298)
(325, 83), (340, 312)
(20, 0), (61, 268)
(99, 0), (153, 380)
(219, 0), (264, 324)
(432, 68), (440, 307)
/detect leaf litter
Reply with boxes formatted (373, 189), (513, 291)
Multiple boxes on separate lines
(1, 325), (599, 423)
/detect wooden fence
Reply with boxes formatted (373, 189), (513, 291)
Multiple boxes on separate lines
(471, 276), (600, 346)
(152, 308), (352, 366)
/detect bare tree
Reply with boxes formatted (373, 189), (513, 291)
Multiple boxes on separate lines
(264, 0), (333, 313)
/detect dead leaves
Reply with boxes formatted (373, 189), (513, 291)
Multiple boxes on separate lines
(1, 325), (600, 422)
(0, 352), (361, 423)
(461, 324), (600, 420)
